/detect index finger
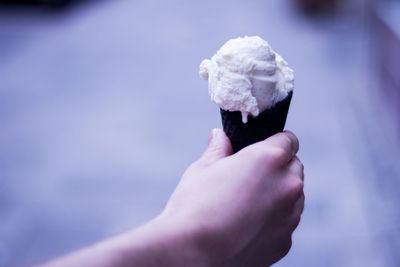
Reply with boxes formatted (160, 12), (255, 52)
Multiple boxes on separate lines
(263, 131), (299, 162)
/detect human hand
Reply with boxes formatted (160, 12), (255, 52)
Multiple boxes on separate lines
(40, 129), (304, 267)
(161, 128), (305, 266)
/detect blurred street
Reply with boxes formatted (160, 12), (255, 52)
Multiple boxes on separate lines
(0, 0), (399, 266)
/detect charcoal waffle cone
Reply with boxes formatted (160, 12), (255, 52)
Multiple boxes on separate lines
(220, 91), (293, 153)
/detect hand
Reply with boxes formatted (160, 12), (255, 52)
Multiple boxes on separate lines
(161, 129), (305, 266)
(41, 129), (304, 267)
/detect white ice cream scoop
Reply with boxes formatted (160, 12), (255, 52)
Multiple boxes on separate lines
(200, 36), (294, 123)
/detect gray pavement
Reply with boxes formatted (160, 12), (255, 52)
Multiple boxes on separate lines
(0, 0), (398, 266)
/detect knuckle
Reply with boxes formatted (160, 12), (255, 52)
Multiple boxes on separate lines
(288, 214), (302, 232)
(292, 157), (304, 172)
(266, 147), (288, 164)
(286, 178), (304, 201)
(284, 131), (299, 149)
(293, 158), (304, 171)
(282, 132), (294, 147)
(293, 178), (304, 193)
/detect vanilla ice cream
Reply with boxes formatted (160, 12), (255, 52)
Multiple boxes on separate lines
(199, 36), (294, 123)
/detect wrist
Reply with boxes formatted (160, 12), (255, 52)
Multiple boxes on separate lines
(122, 213), (211, 267)
(152, 213), (211, 266)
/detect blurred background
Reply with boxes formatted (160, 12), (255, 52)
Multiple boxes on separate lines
(0, 0), (399, 266)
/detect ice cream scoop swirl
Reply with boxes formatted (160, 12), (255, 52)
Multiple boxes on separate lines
(200, 36), (294, 123)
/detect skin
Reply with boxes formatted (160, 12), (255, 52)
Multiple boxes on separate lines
(41, 129), (304, 267)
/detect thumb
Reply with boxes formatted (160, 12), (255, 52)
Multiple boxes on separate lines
(200, 128), (233, 165)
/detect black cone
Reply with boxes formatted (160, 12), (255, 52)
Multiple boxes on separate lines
(220, 91), (293, 153)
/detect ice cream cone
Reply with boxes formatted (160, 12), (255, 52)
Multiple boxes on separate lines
(220, 91), (293, 153)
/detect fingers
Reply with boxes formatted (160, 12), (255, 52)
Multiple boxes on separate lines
(294, 193), (305, 215)
(287, 192), (305, 233)
(285, 158), (305, 231)
(239, 131), (300, 166)
(283, 156), (304, 202)
(287, 156), (304, 181)
(264, 131), (299, 162)
(272, 156), (304, 210)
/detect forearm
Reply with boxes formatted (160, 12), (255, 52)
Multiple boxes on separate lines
(40, 216), (206, 267)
